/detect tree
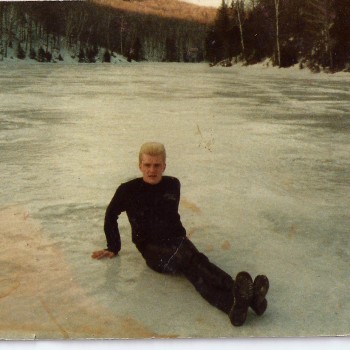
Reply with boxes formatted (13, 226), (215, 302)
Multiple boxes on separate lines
(304, 0), (335, 70)
(78, 47), (86, 62)
(0, 1), (213, 64)
(2, 3), (18, 58)
(274, 0), (281, 66)
(206, 0), (235, 64)
(164, 36), (177, 62)
(16, 42), (25, 59)
(279, 0), (306, 67)
(331, 0), (350, 69)
(128, 37), (143, 61)
(103, 49), (111, 63)
(215, 0), (232, 60)
(37, 46), (45, 62)
(251, 0), (305, 67)
(243, 0), (274, 64)
(86, 47), (97, 63)
(0, 3), (4, 60)
(29, 47), (36, 60)
(205, 27), (220, 63)
(26, 16), (33, 53)
(231, 0), (246, 60)
(45, 50), (52, 62)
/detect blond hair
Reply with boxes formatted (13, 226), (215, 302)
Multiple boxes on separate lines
(139, 142), (166, 164)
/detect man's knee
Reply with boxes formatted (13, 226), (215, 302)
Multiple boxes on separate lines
(139, 238), (202, 273)
(145, 259), (168, 273)
(141, 243), (181, 273)
(173, 238), (201, 268)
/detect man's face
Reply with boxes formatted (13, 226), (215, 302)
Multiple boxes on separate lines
(139, 153), (166, 185)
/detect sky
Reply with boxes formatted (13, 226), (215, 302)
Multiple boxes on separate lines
(181, 0), (223, 8)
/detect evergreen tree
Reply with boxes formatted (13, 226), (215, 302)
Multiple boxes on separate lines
(103, 49), (111, 63)
(214, 0), (232, 61)
(78, 48), (86, 63)
(243, 1), (274, 64)
(127, 37), (143, 62)
(86, 47), (97, 63)
(164, 36), (177, 62)
(132, 37), (143, 61)
(332, 0), (350, 69)
(279, 0), (306, 67)
(17, 42), (26, 59)
(45, 50), (52, 62)
(205, 28), (220, 64)
(29, 48), (36, 60)
(38, 46), (46, 62)
(303, 0), (334, 70)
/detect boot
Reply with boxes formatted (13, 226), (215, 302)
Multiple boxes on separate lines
(251, 275), (269, 316)
(229, 272), (253, 327)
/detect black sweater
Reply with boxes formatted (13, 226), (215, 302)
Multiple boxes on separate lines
(104, 176), (187, 254)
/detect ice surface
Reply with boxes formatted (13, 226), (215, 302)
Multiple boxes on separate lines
(0, 62), (349, 338)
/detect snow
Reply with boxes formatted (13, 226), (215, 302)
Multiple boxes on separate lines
(0, 62), (349, 339)
(1, 46), (129, 65)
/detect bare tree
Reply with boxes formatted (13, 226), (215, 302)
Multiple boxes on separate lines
(64, 9), (75, 49)
(233, 0), (246, 60)
(274, 0), (281, 66)
(249, 0), (257, 10)
(76, 9), (88, 48)
(105, 12), (112, 49)
(0, 3), (4, 60)
(64, 3), (88, 52)
(2, 3), (17, 58)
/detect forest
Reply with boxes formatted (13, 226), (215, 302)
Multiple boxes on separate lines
(0, 0), (210, 63)
(1, 0), (350, 72)
(208, 0), (350, 72)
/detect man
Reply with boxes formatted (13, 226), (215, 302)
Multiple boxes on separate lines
(92, 142), (269, 327)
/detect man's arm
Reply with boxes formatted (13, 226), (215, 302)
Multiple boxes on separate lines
(92, 184), (126, 259)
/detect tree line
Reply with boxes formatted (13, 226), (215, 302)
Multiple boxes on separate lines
(0, 1), (209, 63)
(207, 0), (350, 72)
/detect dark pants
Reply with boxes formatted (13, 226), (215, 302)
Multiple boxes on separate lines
(137, 237), (234, 314)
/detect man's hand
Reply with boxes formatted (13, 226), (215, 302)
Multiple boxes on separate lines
(91, 249), (116, 260)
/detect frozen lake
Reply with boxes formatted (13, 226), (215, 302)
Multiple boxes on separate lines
(0, 62), (349, 339)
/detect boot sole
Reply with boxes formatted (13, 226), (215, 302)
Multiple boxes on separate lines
(229, 272), (253, 327)
(251, 275), (269, 316)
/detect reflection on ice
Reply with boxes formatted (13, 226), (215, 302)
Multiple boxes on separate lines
(0, 63), (349, 338)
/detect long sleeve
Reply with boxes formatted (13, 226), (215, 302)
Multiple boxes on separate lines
(103, 177), (186, 251)
(103, 184), (126, 254)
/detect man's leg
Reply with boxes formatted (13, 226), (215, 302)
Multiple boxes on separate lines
(139, 238), (235, 313)
(173, 239), (269, 321)
(138, 238), (266, 326)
